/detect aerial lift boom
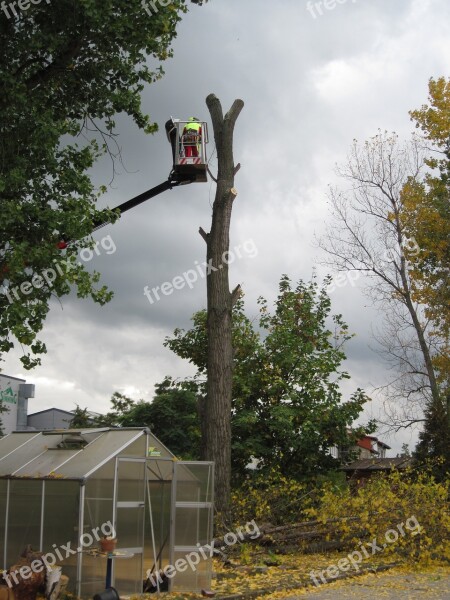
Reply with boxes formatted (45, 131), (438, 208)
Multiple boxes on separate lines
(91, 117), (209, 233)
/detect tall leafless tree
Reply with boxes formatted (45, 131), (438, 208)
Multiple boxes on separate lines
(318, 132), (442, 431)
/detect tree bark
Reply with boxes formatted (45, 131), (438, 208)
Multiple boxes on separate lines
(393, 211), (441, 407)
(199, 94), (243, 515)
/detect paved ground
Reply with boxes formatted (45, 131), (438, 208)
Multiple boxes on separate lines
(286, 568), (450, 599)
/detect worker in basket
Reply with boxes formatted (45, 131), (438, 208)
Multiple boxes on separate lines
(182, 117), (202, 157)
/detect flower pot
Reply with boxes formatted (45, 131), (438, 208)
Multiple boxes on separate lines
(100, 538), (117, 552)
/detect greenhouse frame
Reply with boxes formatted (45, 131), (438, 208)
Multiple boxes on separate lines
(0, 428), (214, 597)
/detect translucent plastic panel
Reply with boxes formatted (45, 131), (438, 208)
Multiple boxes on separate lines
(175, 463), (214, 503)
(55, 430), (145, 479)
(0, 435), (60, 476)
(43, 480), (80, 551)
(117, 459), (146, 502)
(114, 489), (144, 595)
(116, 506), (144, 550)
(75, 430), (105, 443)
(7, 480), (42, 564)
(146, 458), (173, 482)
(13, 449), (80, 477)
(144, 459), (173, 576)
(79, 553), (109, 599)
(172, 461), (214, 586)
(174, 507), (211, 548)
(118, 435), (147, 458)
(84, 461), (115, 546)
(0, 432), (40, 461)
(170, 550), (211, 593)
(42, 481), (80, 594)
(144, 480), (171, 580)
(146, 432), (175, 459)
(85, 458), (115, 486)
(113, 552), (144, 596)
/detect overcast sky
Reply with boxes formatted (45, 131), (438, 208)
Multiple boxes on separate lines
(3, 0), (450, 455)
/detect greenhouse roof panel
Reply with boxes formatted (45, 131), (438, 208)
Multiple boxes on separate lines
(0, 432), (40, 460)
(57, 429), (146, 479)
(0, 428), (159, 480)
(0, 432), (61, 476)
(13, 448), (80, 477)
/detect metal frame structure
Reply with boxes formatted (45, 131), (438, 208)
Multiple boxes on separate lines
(172, 120), (209, 183)
(170, 460), (214, 592)
(0, 428), (214, 597)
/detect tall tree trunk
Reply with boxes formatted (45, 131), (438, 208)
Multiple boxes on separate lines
(199, 94), (243, 514)
(395, 215), (441, 407)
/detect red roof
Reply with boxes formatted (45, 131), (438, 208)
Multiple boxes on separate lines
(357, 436), (376, 452)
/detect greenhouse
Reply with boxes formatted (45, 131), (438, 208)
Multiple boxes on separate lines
(0, 428), (214, 597)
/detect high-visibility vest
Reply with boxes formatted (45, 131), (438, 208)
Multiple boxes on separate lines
(185, 122), (201, 134)
(183, 122), (202, 155)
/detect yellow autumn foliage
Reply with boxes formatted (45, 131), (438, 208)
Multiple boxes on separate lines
(400, 77), (450, 385)
(306, 468), (450, 565)
(230, 468), (322, 527)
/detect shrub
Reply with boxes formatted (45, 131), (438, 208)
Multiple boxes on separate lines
(306, 468), (450, 564)
(230, 468), (328, 527)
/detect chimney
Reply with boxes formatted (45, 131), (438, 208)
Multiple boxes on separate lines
(17, 383), (35, 430)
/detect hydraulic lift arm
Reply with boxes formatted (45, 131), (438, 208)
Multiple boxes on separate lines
(92, 174), (195, 233)
(89, 116), (209, 233)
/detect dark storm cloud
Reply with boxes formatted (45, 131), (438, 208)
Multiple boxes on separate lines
(5, 0), (450, 455)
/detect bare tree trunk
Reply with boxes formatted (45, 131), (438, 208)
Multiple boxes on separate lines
(199, 94), (243, 514)
(390, 204), (441, 406)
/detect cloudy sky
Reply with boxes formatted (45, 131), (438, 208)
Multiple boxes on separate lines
(3, 0), (450, 454)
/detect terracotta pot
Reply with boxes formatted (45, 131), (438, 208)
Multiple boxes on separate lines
(100, 538), (117, 552)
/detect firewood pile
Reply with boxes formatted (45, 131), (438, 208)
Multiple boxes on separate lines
(214, 516), (368, 558)
(0, 547), (68, 600)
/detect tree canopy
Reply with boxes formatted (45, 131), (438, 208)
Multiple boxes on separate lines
(401, 77), (450, 472)
(401, 77), (449, 395)
(0, 0), (197, 368)
(165, 275), (372, 482)
(83, 380), (201, 460)
(318, 76), (449, 475)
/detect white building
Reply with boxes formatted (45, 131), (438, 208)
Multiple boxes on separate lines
(0, 374), (35, 434)
(0, 374), (101, 434)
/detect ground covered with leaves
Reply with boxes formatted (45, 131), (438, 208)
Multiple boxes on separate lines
(146, 468), (449, 599)
(139, 550), (449, 599)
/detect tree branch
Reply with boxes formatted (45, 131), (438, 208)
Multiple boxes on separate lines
(199, 227), (209, 243)
(231, 284), (242, 306)
(224, 99), (245, 130)
(25, 38), (83, 90)
(206, 93), (224, 133)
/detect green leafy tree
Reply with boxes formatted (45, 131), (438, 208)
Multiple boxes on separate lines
(97, 381), (201, 459)
(400, 443), (411, 458)
(120, 378), (201, 460)
(68, 405), (97, 429)
(415, 400), (449, 479)
(0, 0), (200, 369)
(165, 275), (372, 482)
(98, 391), (136, 427)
